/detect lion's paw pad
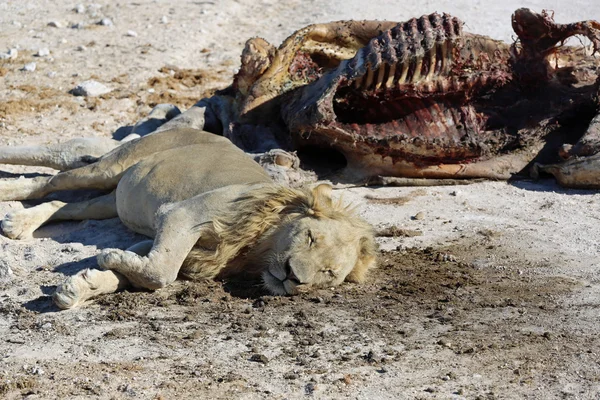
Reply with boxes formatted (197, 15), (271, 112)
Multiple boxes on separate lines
(1, 210), (37, 240)
(53, 269), (95, 309)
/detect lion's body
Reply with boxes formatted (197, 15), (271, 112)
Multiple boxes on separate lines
(114, 133), (270, 237)
(0, 128), (376, 309)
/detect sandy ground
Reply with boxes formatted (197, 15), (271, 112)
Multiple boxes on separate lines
(1, 0), (600, 399)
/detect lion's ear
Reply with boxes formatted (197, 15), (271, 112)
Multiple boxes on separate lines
(311, 183), (333, 210)
(346, 235), (377, 283)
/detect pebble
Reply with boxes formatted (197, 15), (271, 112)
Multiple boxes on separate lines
(283, 372), (299, 380)
(413, 211), (425, 220)
(0, 48), (18, 60)
(71, 80), (112, 97)
(99, 18), (113, 26)
(76, 45), (87, 52)
(160, 16), (169, 24)
(48, 21), (62, 28)
(12, 20), (22, 28)
(74, 4), (86, 13)
(126, 30), (138, 37)
(249, 353), (269, 364)
(71, 23), (86, 29)
(36, 48), (50, 57)
(22, 62), (36, 72)
(47, 71), (57, 78)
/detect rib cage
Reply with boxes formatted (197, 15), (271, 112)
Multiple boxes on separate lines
(282, 13), (515, 165)
(349, 13), (463, 92)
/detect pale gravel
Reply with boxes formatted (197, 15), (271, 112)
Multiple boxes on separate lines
(1, 1), (599, 399)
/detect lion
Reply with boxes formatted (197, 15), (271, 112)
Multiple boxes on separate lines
(0, 128), (376, 309)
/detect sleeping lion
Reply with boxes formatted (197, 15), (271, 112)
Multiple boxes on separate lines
(0, 128), (376, 309)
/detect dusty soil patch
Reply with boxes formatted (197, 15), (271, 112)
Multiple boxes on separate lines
(1, 240), (597, 399)
(143, 66), (228, 109)
(0, 85), (80, 121)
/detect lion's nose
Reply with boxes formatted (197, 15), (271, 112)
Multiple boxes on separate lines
(284, 259), (301, 284)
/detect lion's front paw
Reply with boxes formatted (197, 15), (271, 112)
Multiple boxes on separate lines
(1, 210), (38, 240)
(97, 248), (145, 272)
(53, 269), (98, 309)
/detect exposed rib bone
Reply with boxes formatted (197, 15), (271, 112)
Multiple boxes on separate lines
(426, 49), (436, 80)
(398, 61), (408, 84)
(385, 63), (396, 88)
(411, 56), (423, 82)
(375, 64), (387, 90)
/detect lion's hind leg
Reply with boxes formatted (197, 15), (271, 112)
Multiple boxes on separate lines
(53, 269), (129, 309)
(1, 191), (117, 240)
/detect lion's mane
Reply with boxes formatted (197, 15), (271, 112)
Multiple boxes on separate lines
(180, 185), (376, 283)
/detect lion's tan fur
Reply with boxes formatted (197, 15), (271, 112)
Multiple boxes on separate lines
(180, 184), (376, 282)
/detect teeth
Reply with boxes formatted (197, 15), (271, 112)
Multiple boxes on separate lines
(364, 67), (375, 89)
(398, 61), (408, 84)
(411, 56), (423, 82)
(374, 63), (387, 90)
(385, 63), (396, 88)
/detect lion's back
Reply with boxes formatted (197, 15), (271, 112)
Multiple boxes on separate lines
(115, 140), (271, 236)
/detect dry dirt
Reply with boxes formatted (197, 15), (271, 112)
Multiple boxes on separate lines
(1, 1), (600, 399)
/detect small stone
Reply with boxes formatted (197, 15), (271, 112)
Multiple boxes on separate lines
(160, 16), (169, 24)
(283, 372), (299, 380)
(74, 4), (86, 13)
(249, 354), (268, 364)
(450, 190), (459, 196)
(47, 71), (57, 78)
(32, 366), (44, 376)
(126, 30), (138, 37)
(71, 80), (111, 97)
(542, 331), (552, 340)
(413, 211), (425, 220)
(12, 21), (22, 28)
(22, 62), (36, 72)
(99, 18), (113, 27)
(41, 322), (52, 330)
(0, 48), (18, 60)
(48, 21), (62, 28)
(71, 23), (86, 29)
(36, 48), (50, 57)
(76, 45), (87, 52)
(305, 383), (317, 395)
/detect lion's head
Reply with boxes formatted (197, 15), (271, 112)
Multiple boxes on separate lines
(181, 183), (376, 294)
